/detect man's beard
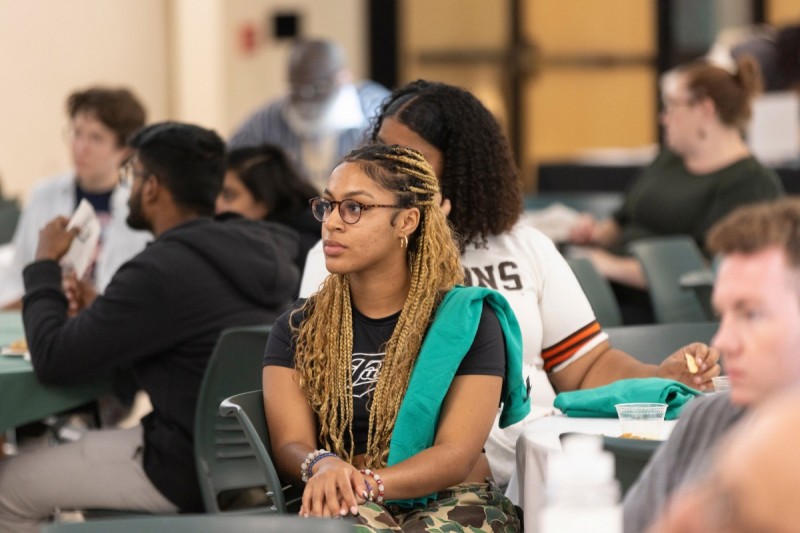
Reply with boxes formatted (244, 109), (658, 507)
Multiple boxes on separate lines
(126, 188), (150, 231)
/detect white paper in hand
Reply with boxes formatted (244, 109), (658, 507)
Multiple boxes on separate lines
(63, 199), (101, 280)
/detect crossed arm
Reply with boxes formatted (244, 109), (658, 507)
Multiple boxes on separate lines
(262, 366), (502, 518)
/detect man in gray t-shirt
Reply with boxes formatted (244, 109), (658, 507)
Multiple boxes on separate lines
(624, 198), (800, 532)
(623, 392), (744, 532)
(648, 387), (800, 532)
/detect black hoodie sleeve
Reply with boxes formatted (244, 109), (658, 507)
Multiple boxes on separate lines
(22, 258), (171, 385)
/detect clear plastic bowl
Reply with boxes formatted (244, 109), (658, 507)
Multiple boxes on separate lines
(615, 402), (668, 439)
(711, 376), (731, 392)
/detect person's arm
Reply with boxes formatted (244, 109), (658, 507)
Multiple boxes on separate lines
(368, 374), (502, 498)
(535, 229), (718, 392)
(592, 217), (623, 247)
(549, 339), (719, 393)
(261, 365), (331, 486)
(23, 222), (171, 384)
(265, 365), (502, 517)
(569, 215), (623, 248)
(361, 305), (506, 501)
(269, 303), (506, 518)
(62, 270), (97, 317)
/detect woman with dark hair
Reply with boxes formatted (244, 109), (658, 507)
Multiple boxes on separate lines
(300, 80), (721, 486)
(569, 56), (783, 310)
(217, 144), (320, 274)
(264, 144), (527, 530)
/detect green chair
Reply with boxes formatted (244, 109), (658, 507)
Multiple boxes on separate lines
(628, 236), (711, 323)
(566, 257), (623, 327)
(604, 321), (719, 366)
(41, 514), (354, 532)
(194, 325), (279, 514)
(219, 390), (301, 513)
(601, 436), (661, 497)
(71, 326), (276, 521)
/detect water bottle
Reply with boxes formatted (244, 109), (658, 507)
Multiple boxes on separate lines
(540, 433), (622, 533)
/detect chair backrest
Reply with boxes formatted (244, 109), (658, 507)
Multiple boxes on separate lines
(41, 514), (353, 533)
(604, 322), (719, 366)
(567, 257), (623, 327)
(194, 325), (276, 513)
(628, 236), (709, 323)
(219, 390), (301, 513)
(601, 436), (662, 497)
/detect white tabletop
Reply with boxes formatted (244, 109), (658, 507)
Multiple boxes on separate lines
(506, 414), (676, 533)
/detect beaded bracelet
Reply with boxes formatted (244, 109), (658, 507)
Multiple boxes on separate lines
(360, 468), (385, 504)
(300, 449), (337, 482)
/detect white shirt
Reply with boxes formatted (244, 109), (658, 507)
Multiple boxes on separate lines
(0, 172), (152, 306)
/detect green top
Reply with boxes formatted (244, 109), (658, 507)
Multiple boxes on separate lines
(614, 150), (784, 253)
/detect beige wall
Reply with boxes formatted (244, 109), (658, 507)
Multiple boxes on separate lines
(768, 0), (800, 25)
(0, 0), (170, 202)
(401, 0), (658, 189)
(0, 0), (368, 204)
(222, 0), (369, 137)
(1, 0), (793, 203)
(524, 0), (657, 168)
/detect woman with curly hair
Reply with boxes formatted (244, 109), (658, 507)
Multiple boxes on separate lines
(299, 80), (721, 487)
(263, 144), (528, 530)
(569, 57), (783, 321)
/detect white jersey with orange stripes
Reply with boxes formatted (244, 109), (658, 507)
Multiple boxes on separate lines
(461, 223), (609, 485)
(461, 223), (607, 403)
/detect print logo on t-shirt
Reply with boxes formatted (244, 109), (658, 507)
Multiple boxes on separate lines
(352, 352), (384, 399)
(463, 261), (522, 291)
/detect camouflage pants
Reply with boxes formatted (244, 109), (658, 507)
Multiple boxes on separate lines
(352, 482), (521, 532)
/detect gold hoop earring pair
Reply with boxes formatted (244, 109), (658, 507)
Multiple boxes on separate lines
(400, 235), (408, 249)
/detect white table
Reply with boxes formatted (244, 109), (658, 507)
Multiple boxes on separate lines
(506, 414), (676, 533)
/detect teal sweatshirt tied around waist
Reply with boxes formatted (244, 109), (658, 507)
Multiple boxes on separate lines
(386, 285), (530, 507)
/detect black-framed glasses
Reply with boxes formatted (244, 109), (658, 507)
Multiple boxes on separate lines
(309, 197), (402, 224)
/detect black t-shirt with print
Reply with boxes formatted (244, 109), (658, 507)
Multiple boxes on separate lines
(263, 298), (505, 455)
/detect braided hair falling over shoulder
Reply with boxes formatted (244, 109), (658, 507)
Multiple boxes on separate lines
(292, 144), (463, 468)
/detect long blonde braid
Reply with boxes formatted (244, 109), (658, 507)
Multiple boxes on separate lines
(292, 144), (463, 467)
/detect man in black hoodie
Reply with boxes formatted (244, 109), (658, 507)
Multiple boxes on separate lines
(0, 122), (299, 530)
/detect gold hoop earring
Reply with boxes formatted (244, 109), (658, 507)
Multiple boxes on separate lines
(400, 235), (408, 249)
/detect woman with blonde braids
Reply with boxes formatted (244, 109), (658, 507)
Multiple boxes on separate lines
(262, 144), (528, 530)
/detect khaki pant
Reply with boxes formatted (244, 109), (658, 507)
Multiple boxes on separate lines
(0, 426), (177, 533)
